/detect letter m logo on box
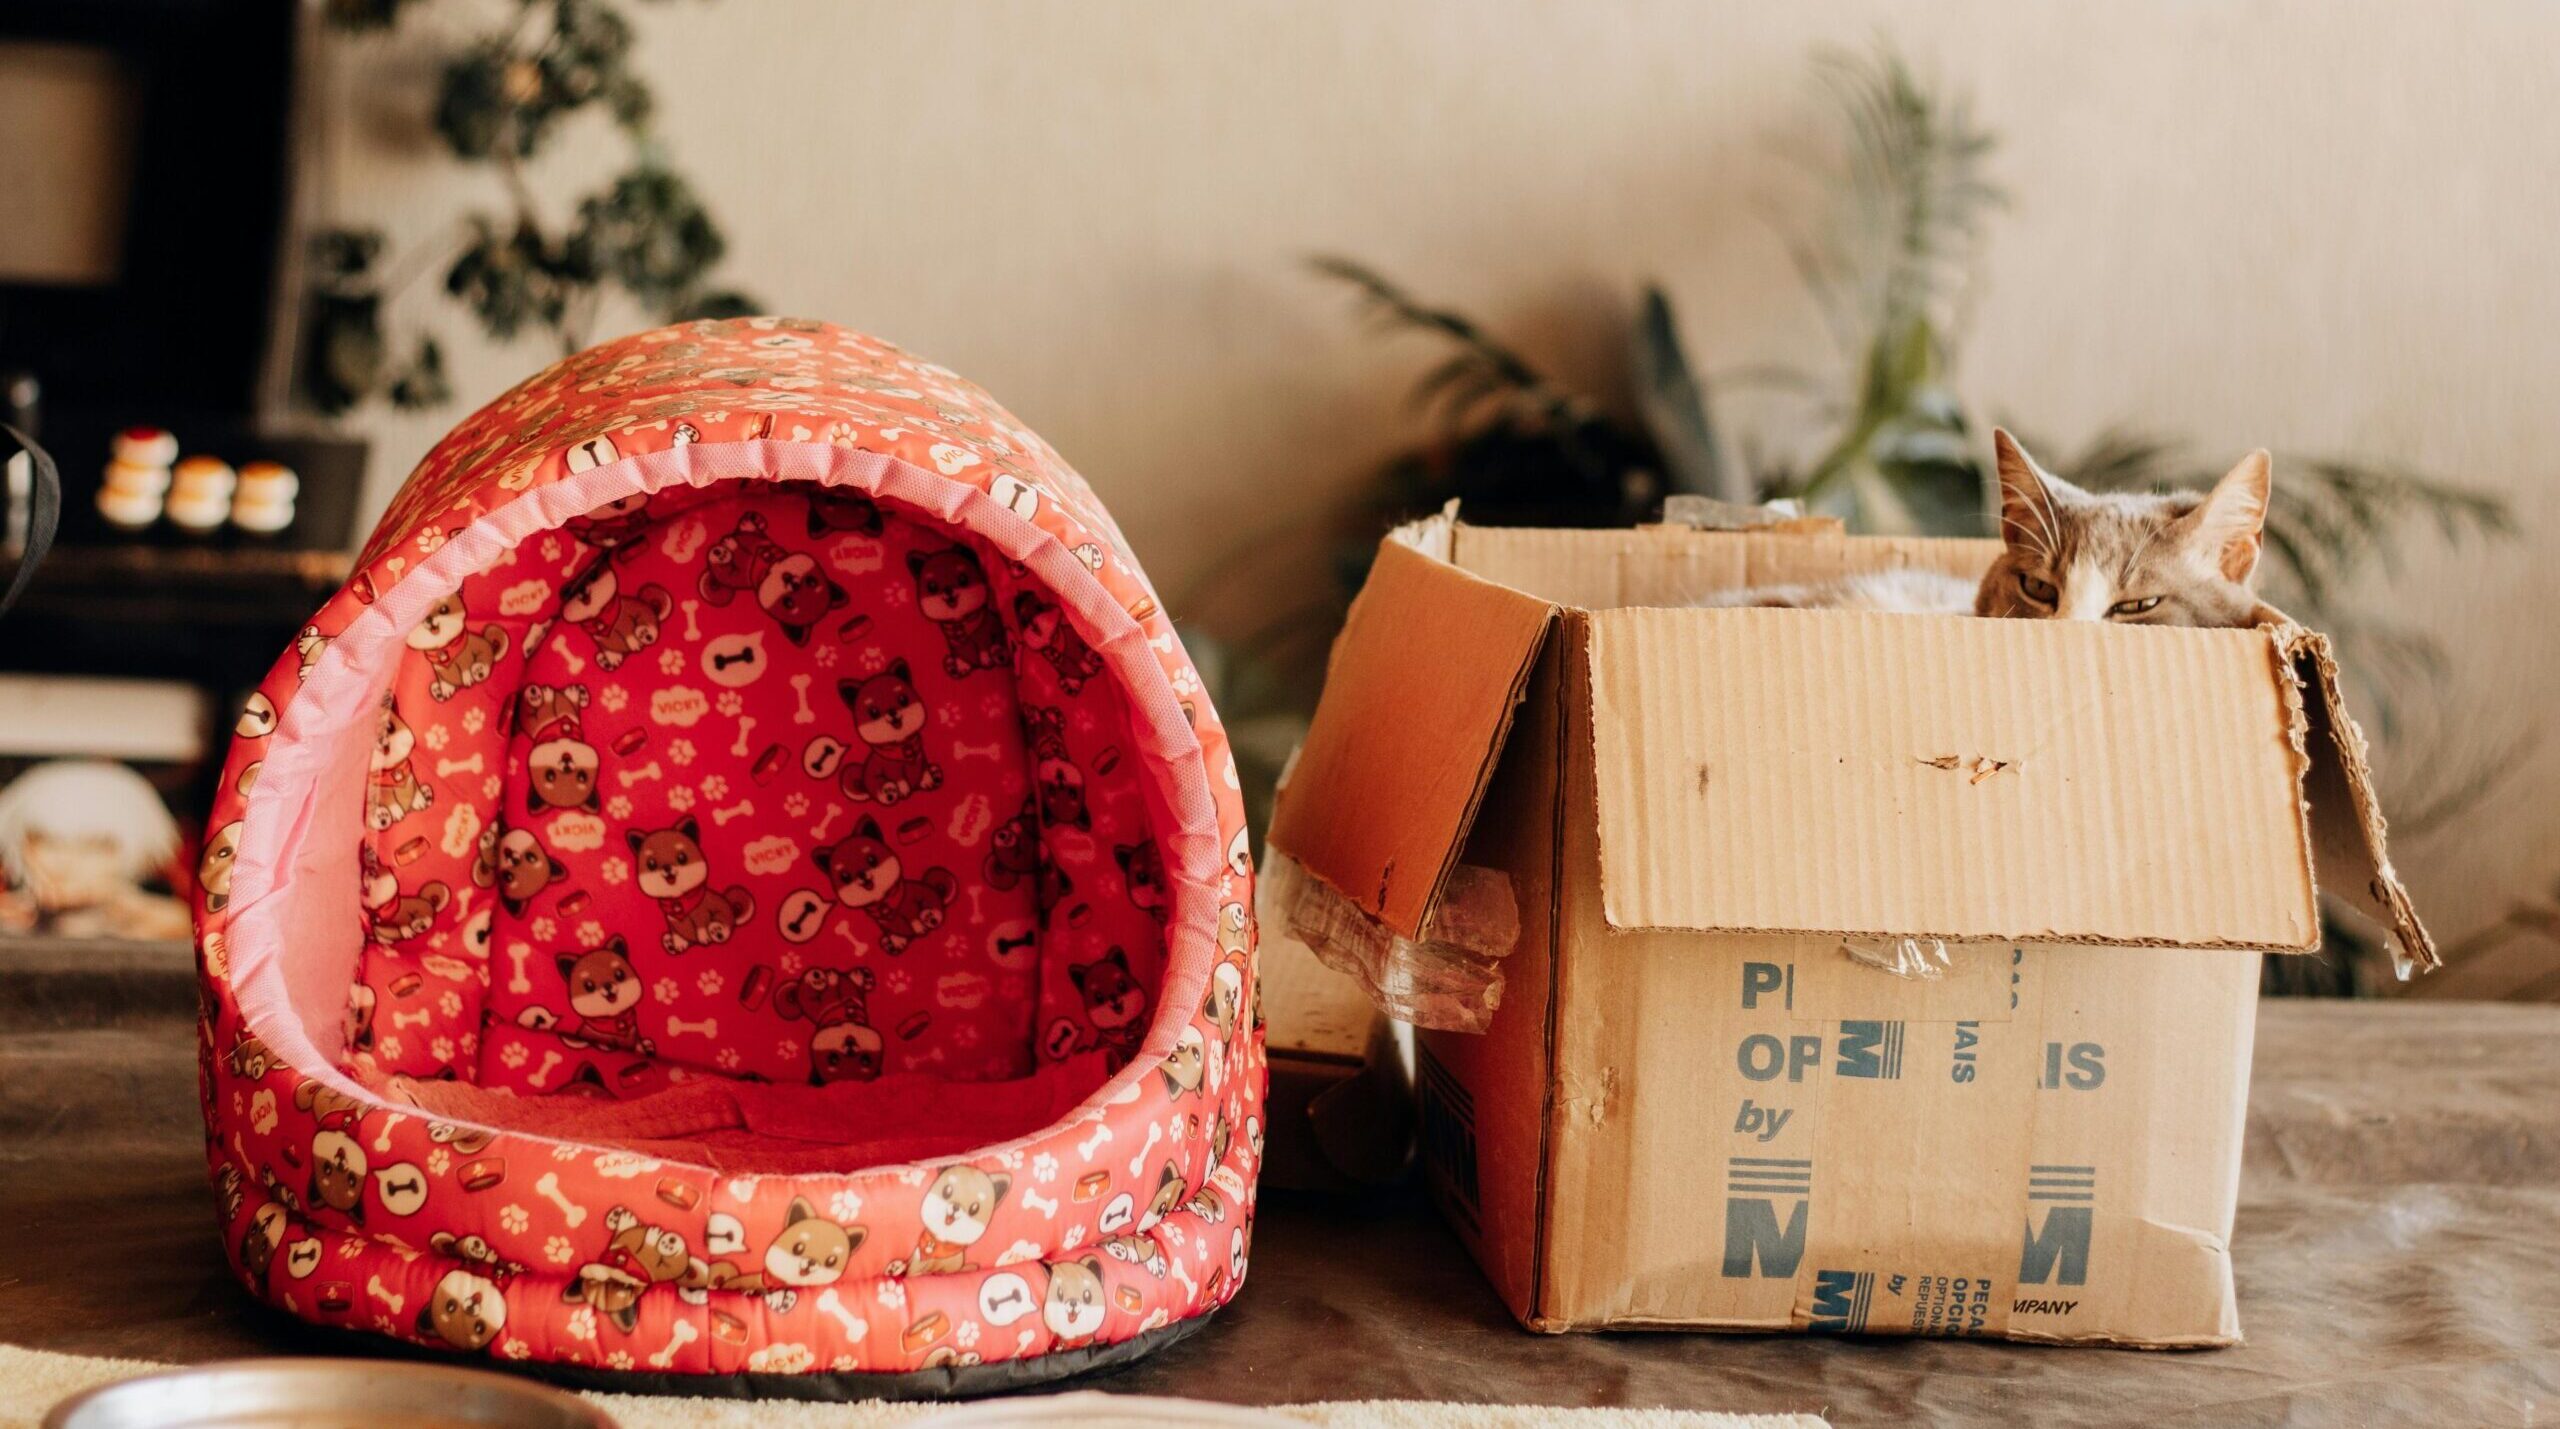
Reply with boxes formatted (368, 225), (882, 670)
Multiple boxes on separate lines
(2020, 1165), (2097, 1286)
(1807, 1269), (1875, 1332)
(1722, 1157), (1812, 1278)
(1835, 1020), (1906, 1079)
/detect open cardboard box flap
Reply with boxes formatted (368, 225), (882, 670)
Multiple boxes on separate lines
(1585, 605), (2323, 949)
(1273, 514), (2436, 969)
(1267, 520), (1556, 940)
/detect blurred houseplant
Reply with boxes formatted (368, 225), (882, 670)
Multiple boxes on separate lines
(1192, 43), (2514, 994)
(298, 0), (759, 415)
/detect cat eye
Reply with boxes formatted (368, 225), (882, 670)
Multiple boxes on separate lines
(2016, 572), (2059, 605)
(2108, 596), (2164, 618)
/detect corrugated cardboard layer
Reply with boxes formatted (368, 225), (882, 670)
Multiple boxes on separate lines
(1268, 533), (1555, 939)
(2279, 624), (2437, 969)
(1582, 605), (2320, 951)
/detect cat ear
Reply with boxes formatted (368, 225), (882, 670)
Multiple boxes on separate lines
(2193, 449), (2272, 583)
(1992, 429), (2065, 561)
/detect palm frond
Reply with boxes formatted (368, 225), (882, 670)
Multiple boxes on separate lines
(1309, 255), (1587, 435)
(1631, 286), (1739, 500)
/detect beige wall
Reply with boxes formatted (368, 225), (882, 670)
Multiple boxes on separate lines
(304, 1), (2560, 995)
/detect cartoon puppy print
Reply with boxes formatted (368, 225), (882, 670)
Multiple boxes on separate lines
(565, 1205), (693, 1333)
(1101, 1229), (1169, 1279)
(697, 510), (785, 608)
(516, 683), (600, 814)
(1043, 1255), (1109, 1349)
(697, 510), (848, 645)
(1022, 706), (1090, 832)
(225, 1027), (274, 1081)
(1070, 948), (1149, 1066)
(560, 558), (673, 671)
(805, 487), (884, 539)
(200, 821), (242, 912)
(983, 798), (1073, 912)
(557, 936), (651, 1054)
(344, 983), (378, 1051)
(1159, 1025), (1207, 1099)
(564, 489), (652, 552)
(1013, 591), (1104, 694)
(404, 594), (512, 701)
(909, 544), (1011, 678)
(1203, 959), (1245, 1040)
(983, 799), (1042, 890)
(295, 625), (329, 681)
(835, 660), (943, 805)
(1186, 1180), (1229, 1224)
(895, 1165), (1011, 1275)
(367, 700), (436, 832)
(691, 1196), (867, 1314)
(416, 1268), (508, 1353)
(360, 841), (398, 913)
(1116, 840), (1169, 923)
(756, 547), (848, 647)
(367, 879), (449, 946)
(1217, 901), (1253, 960)
(627, 817), (755, 954)
(771, 966), (883, 1083)
(1136, 1160), (1186, 1232)
(239, 1200), (290, 1284)
(473, 823), (566, 917)
(305, 1124), (368, 1225)
(812, 817), (956, 955)
(429, 1230), (521, 1279)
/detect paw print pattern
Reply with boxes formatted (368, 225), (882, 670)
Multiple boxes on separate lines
(200, 318), (1263, 1382)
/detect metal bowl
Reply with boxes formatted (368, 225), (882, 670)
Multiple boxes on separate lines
(44, 1358), (617, 1429)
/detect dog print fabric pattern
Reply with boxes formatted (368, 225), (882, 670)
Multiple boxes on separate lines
(375, 482), (1171, 1094)
(196, 318), (1262, 1384)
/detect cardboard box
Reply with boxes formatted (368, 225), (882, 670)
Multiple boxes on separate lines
(1255, 907), (1414, 1191)
(1267, 514), (2432, 1346)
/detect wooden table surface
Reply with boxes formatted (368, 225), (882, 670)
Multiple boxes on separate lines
(5, 948), (2556, 1427)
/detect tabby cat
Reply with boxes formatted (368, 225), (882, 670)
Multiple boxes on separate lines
(1703, 429), (2274, 628)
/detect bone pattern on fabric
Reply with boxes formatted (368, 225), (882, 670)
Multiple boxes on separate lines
(194, 319), (1264, 1380)
(345, 482), (1167, 1096)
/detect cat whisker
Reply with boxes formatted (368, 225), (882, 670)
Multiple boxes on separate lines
(1999, 512), (2057, 565)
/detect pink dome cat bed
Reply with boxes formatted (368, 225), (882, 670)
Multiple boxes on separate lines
(195, 319), (1265, 1395)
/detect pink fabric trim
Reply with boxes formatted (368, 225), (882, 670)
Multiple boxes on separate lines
(229, 439), (1223, 1165)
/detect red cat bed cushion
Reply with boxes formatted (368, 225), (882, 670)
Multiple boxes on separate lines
(195, 320), (1264, 1395)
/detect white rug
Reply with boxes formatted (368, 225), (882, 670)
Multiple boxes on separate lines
(0, 1344), (1826, 1429)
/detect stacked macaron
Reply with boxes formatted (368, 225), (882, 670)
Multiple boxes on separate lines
(166, 456), (237, 533)
(97, 427), (177, 530)
(231, 461), (300, 533)
(97, 427), (301, 535)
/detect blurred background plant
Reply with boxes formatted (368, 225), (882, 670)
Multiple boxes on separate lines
(1184, 42), (2518, 993)
(297, 0), (759, 415)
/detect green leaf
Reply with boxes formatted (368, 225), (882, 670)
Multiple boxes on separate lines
(388, 336), (452, 411)
(1631, 285), (1739, 501)
(434, 47), (516, 161)
(297, 290), (386, 416)
(575, 164), (730, 312)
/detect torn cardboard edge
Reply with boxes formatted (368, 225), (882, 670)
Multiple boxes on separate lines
(1265, 526), (1555, 941)
(2274, 621), (2438, 971)
(1254, 883), (1417, 1190)
(1273, 512), (2434, 975)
